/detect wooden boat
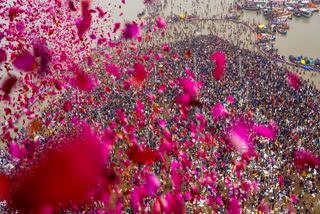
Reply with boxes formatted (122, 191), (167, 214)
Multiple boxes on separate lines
(300, 9), (312, 17)
(308, 8), (319, 12)
(277, 29), (287, 35)
(276, 24), (289, 29)
(262, 33), (275, 41)
(293, 12), (301, 17)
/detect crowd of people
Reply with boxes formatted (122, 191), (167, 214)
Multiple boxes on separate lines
(0, 0), (320, 213)
(2, 29), (318, 213)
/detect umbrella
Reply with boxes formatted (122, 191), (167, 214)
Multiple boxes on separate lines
(289, 55), (296, 62)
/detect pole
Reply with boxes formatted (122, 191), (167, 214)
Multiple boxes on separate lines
(194, 54), (197, 80)
(239, 56), (242, 77)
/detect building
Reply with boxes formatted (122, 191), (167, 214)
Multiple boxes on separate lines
(286, 0), (299, 5)
(271, 0), (286, 6)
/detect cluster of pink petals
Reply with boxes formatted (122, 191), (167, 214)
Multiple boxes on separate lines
(294, 150), (320, 170)
(122, 23), (140, 40)
(211, 51), (226, 80)
(212, 102), (229, 120)
(287, 72), (301, 90)
(156, 17), (167, 29)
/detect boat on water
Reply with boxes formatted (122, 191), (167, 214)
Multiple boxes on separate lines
(262, 33), (275, 41)
(275, 24), (289, 29)
(293, 12), (301, 17)
(277, 29), (287, 35)
(308, 8), (319, 12)
(300, 9), (312, 17)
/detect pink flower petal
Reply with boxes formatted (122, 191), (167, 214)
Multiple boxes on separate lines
(287, 72), (301, 90)
(62, 101), (72, 112)
(156, 17), (167, 28)
(253, 125), (276, 139)
(9, 142), (21, 159)
(105, 63), (121, 79)
(113, 22), (120, 33)
(294, 150), (320, 170)
(212, 103), (228, 120)
(211, 51), (226, 81)
(77, 1), (92, 39)
(13, 52), (36, 71)
(132, 63), (146, 85)
(72, 70), (95, 92)
(122, 23), (140, 40)
(158, 120), (166, 128)
(0, 49), (7, 64)
(1, 76), (17, 94)
(227, 95), (234, 103)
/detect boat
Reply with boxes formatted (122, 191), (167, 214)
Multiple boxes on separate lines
(289, 55), (296, 62)
(300, 9), (312, 17)
(258, 38), (268, 43)
(262, 33), (275, 41)
(309, 8), (319, 12)
(276, 24), (289, 29)
(293, 12), (301, 17)
(277, 29), (287, 35)
(315, 59), (320, 66)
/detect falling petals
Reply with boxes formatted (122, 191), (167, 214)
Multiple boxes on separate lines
(77, 0), (92, 39)
(9, 126), (105, 212)
(132, 63), (146, 86)
(113, 22), (121, 33)
(0, 49), (7, 64)
(122, 23), (140, 40)
(212, 103), (228, 120)
(253, 125), (276, 140)
(287, 72), (301, 90)
(72, 70), (95, 92)
(294, 150), (320, 170)
(211, 51), (226, 80)
(1, 76), (17, 94)
(156, 17), (166, 29)
(13, 52), (36, 72)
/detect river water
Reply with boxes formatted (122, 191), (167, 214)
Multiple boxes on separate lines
(240, 10), (320, 60)
(128, 0), (320, 60)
